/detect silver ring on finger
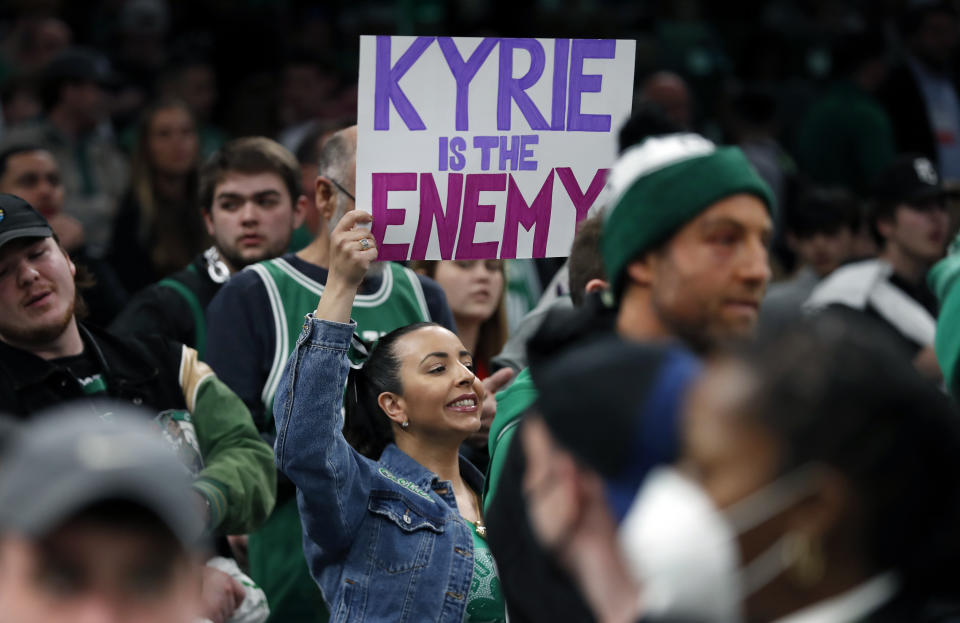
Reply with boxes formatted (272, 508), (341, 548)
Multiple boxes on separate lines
(360, 237), (371, 251)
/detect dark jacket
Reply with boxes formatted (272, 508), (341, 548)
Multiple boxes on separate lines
(485, 292), (616, 623)
(0, 323), (277, 534)
(879, 61), (960, 164)
(110, 252), (224, 358)
(0, 323), (184, 415)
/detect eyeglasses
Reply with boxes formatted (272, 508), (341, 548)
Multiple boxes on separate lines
(327, 178), (355, 203)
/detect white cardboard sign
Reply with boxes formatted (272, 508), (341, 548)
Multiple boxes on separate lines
(356, 35), (635, 260)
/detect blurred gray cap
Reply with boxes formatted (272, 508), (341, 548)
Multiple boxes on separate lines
(0, 403), (204, 548)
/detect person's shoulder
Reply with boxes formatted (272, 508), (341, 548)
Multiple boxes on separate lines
(412, 269), (444, 295)
(85, 324), (184, 372)
(212, 264), (273, 301)
(806, 259), (889, 311)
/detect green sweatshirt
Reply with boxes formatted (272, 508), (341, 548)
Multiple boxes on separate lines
(930, 239), (960, 398)
(178, 346), (277, 534)
(483, 367), (539, 513)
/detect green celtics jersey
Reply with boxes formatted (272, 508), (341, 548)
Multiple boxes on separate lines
(247, 258), (432, 415)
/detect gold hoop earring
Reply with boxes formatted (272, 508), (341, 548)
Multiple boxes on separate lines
(782, 531), (825, 588)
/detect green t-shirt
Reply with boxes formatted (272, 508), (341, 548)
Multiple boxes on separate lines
(483, 367), (538, 512)
(465, 522), (506, 623)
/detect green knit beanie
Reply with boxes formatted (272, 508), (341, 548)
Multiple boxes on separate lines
(601, 134), (775, 299)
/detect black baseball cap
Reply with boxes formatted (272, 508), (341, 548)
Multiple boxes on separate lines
(44, 47), (115, 88)
(872, 155), (955, 205)
(0, 404), (205, 548)
(529, 335), (702, 521)
(0, 194), (53, 251)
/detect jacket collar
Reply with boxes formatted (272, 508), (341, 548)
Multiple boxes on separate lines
(379, 444), (485, 496)
(0, 323), (158, 390)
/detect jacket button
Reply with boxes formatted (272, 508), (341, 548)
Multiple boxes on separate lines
(403, 511), (412, 524)
(132, 397), (143, 405)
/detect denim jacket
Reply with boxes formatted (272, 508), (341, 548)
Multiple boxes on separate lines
(274, 316), (484, 623)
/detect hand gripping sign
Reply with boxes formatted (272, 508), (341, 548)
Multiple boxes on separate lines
(356, 36), (635, 261)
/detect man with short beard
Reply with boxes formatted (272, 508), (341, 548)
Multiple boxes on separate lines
(110, 137), (306, 357)
(0, 194), (278, 623)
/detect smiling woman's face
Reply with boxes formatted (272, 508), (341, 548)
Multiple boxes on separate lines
(385, 325), (485, 440)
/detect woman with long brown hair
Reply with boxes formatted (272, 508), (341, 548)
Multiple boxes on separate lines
(109, 98), (208, 293)
(410, 260), (508, 379)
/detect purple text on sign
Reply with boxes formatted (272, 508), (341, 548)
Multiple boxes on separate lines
(374, 36), (434, 131)
(371, 172), (417, 260)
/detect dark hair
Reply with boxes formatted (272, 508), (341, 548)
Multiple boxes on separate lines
(131, 98), (206, 273)
(901, 1), (958, 37)
(0, 143), (46, 179)
(408, 261), (507, 370)
(71, 499), (183, 552)
(831, 31), (887, 78)
(568, 215), (606, 307)
(786, 186), (860, 239)
(732, 313), (960, 599)
(295, 125), (325, 167)
(617, 101), (682, 154)
(344, 322), (442, 459)
(198, 137), (301, 212)
(0, 73), (39, 107)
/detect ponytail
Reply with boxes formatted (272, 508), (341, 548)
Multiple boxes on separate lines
(342, 322), (441, 459)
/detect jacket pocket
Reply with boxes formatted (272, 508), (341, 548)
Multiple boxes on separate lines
(366, 491), (445, 574)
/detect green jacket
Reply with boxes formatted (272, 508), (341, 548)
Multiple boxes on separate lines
(483, 367), (538, 512)
(930, 238), (960, 398)
(0, 324), (276, 535)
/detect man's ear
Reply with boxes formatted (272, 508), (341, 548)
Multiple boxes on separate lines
(786, 468), (851, 550)
(377, 392), (407, 426)
(875, 214), (895, 241)
(315, 177), (336, 222)
(292, 195), (308, 229)
(202, 209), (216, 238)
(584, 278), (609, 295)
(625, 256), (656, 287)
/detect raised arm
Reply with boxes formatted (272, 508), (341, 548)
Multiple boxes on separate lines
(273, 210), (379, 561)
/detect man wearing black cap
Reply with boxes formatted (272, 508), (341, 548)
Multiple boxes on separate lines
(0, 408), (211, 623)
(806, 155), (951, 379)
(0, 193), (275, 539)
(1, 47), (128, 258)
(485, 132), (775, 623)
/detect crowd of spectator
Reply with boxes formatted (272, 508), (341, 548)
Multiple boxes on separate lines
(4, 1), (960, 622)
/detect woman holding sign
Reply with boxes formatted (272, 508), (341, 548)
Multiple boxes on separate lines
(273, 209), (506, 623)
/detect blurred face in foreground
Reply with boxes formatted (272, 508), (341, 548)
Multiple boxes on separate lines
(0, 518), (200, 623)
(681, 359), (854, 622)
(628, 194), (773, 351)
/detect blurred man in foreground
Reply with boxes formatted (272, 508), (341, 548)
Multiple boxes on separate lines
(0, 408), (208, 623)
